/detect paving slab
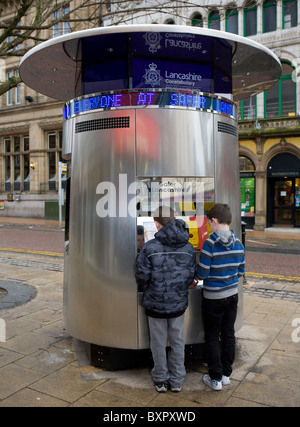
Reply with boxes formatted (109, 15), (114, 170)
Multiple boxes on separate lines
(0, 225), (299, 408)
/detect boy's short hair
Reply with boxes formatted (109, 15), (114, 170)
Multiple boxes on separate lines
(153, 205), (175, 227)
(137, 225), (144, 235)
(207, 203), (232, 225)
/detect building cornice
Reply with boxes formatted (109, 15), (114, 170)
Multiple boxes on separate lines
(238, 116), (300, 139)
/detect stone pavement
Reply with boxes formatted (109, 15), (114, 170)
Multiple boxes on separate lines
(0, 252), (299, 407)
(0, 218), (299, 408)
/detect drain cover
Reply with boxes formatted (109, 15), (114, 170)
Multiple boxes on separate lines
(0, 280), (37, 309)
(0, 287), (8, 299)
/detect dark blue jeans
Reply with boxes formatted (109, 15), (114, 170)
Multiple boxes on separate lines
(202, 294), (238, 381)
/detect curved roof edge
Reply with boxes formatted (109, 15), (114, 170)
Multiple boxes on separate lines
(19, 24), (282, 102)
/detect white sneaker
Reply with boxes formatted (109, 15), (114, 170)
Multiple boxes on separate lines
(222, 375), (230, 386)
(171, 385), (182, 393)
(154, 383), (168, 393)
(203, 374), (222, 391)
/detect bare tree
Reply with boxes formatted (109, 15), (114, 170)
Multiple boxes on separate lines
(0, 0), (102, 95)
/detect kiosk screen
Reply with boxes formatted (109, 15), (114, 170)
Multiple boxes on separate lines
(136, 177), (214, 251)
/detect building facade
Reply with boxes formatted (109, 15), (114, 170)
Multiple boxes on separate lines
(0, 0), (300, 228)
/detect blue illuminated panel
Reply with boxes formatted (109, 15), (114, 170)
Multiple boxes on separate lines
(80, 32), (232, 96)
(63, 90), (236, 120)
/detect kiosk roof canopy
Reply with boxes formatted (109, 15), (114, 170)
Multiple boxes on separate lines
(19, 24), (281, 102)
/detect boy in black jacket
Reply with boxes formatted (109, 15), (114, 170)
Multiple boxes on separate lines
(136, 206), (196, 393)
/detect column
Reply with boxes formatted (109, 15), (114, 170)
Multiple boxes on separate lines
(257, 2), (262, 35)
(29, 123), (45, 193)
(254, 170), (267, 230)
(277, 0), (282, 30)
(238, 8), (244, 36)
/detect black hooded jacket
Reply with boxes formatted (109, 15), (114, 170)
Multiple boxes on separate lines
(135, 219), (196, 318)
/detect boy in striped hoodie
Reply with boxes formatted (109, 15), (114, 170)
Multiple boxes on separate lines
(196, 204), (245, 391)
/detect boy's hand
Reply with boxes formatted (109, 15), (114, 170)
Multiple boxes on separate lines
(188, 279), (198, 289)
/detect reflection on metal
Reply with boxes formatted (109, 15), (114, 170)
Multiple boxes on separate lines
(61, 106), (242, 348)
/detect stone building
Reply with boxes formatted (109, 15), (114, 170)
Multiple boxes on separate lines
(0, 0), (299, 228)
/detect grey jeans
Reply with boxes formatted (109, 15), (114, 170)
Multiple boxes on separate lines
(148, 314), (186, 388)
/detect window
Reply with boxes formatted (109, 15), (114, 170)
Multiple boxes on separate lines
(283, 0), (297, 28)
(265, 81), (279, 117)
(244, 1), (257, 36)
(240, 156), (255, 172)
(6, 70), (21, 106)
(5, 20), (22, 51)
(265, 62), (296, 117)
(191, 14), (203, 27)
(208, 11), (220, 30)
(2, 135), (30, 192)
(239, 96), (257, 120)
(226, 8), (238, 34)
(63, 5), (70, 34)
(263, 0), (277, 33)
(53, 5), (71, 38)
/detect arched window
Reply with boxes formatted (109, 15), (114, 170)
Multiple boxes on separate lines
(265, 62), (296, 117)
(191, 13), (203, 27)
(226, 8), (238, 34)
(283, 0), (297, 28)
(165, 19), (175, 25)
(240, 156), (255, 172)
(263, 0), (277, 33)
(208, 11), (220, 30)
(244, 1), (257, 36)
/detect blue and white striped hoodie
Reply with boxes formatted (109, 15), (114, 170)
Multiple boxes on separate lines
(196, 230), (245, 299)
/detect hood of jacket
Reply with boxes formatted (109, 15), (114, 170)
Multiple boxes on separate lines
(210, 230), (237, 250)
(155, 219), (190, 248)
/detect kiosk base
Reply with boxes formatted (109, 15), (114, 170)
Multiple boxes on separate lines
(90, 344), (205, 370)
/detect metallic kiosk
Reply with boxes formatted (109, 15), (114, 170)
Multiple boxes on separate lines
(20, 25), (281, 368)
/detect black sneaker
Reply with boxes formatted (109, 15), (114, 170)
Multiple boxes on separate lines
(154, 383), (168, 393)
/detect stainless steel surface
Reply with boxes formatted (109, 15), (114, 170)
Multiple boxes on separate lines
(65, 110), (138, 347)
(62, 117), (74, 159)
(214, 115), (241, 238)
(136, 109), (214, 178)
(63, 106), (243, 348)
(19, 25), (281, 102)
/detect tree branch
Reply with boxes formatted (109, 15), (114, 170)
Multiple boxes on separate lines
(0, 74), (22, 96)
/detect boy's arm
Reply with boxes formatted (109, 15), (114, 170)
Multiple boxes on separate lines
(237, 245), (246, 277)
(195, 242), (212, 280)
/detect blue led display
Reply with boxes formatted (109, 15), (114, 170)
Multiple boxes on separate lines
(63, 91), (236, 120)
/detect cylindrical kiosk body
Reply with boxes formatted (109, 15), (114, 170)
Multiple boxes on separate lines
(20, 25), (281, 368)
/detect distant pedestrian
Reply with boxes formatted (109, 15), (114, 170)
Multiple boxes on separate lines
(137, 225), (145, 253)
(135, 206), (196, 393)
(196, 204), (245, 391)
